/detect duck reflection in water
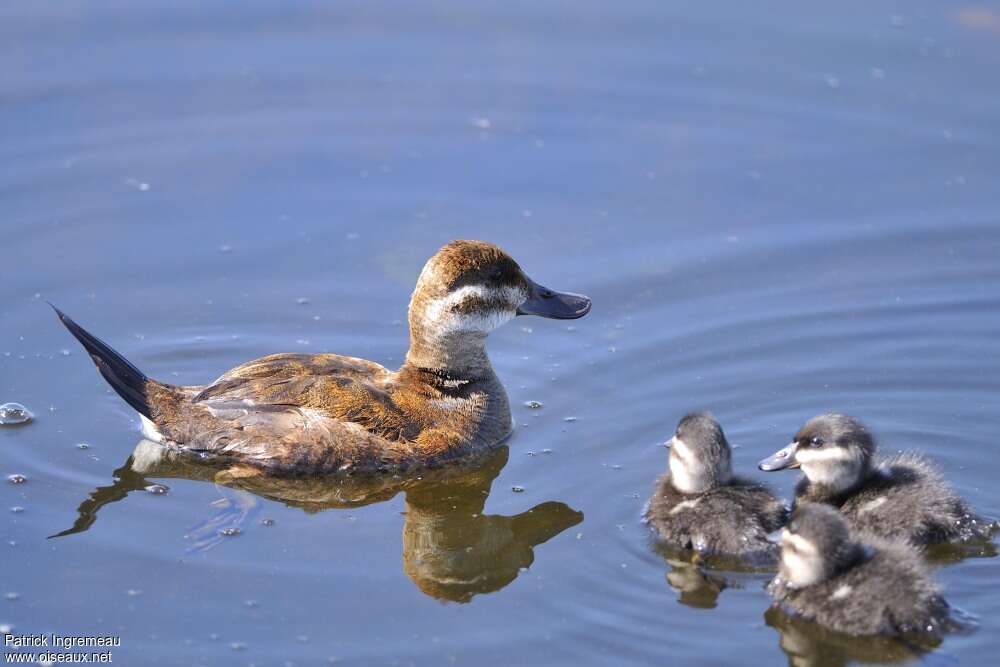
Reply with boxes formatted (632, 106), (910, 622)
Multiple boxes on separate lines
(653, 542), (773, 610)
(764, 607), (934, 667)
(51, 441), (583, 603)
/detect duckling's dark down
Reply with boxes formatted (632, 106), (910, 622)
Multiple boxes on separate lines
(52, 240), (592, 475)
(768, 503), (951, 638)
(759, 413), (997, 546)
(645, 412), (787, 564)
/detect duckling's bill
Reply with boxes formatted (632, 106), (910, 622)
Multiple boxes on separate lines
(758, 442), (800, 471)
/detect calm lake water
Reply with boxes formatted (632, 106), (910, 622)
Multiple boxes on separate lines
(4, 2), (1000, 665)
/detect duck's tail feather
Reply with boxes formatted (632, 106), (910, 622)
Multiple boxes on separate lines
(50, 304), (152, 419)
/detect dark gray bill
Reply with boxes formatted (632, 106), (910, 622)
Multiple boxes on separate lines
(517, 278), (592, 320)
(758, 442), (800, 471)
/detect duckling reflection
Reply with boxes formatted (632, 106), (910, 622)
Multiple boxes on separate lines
(653, 542), (772, 610)
(764, 607), (930, 667)
(52, 441), (583, 603)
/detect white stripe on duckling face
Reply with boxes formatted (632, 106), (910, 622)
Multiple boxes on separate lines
(668, 436), (730, 494)
(422, 285), (524, 335)
(780, 531), (825, 588)
(795, 446), (864, 493)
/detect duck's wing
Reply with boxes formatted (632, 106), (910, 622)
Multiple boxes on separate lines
(148, 353), (423, 471)
(192, 353), (390, 403)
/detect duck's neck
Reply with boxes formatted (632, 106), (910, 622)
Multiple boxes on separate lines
(403, 328), (496, 382)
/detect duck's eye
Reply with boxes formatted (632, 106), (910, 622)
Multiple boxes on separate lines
(809, 436), (824, 447)
(488, 268), (504, 283)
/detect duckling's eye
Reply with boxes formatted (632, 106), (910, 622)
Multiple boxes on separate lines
(488, 268), (504, 283)
(809, 436), (824, 447)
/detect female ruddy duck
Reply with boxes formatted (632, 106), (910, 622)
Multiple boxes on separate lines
(54, 240), (591, 474)
(768, 503), (951, 638)
(758, 413), (996, 546)
(645, 412), (787, 563)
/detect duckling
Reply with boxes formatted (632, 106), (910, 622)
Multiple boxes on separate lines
(767, 502), (950, 638)
(53, 240), (591, 475)
(759, 413), (996, 546)
(645, 412), (787, 563)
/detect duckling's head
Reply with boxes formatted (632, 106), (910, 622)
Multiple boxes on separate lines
(758, 413), (875, 495)
(406, 240), (591, 370)
(667, 412), (733, 494)
(778, 502), (861, 588)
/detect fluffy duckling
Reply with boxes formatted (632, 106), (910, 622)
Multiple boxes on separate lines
(767, 502), (950, 638)
(53, 240), (591, 475)
(759, 413), (995, 546)
(645, 412), (787, 563)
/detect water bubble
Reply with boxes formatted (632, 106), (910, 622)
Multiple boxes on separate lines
(76, 443), (90, 450)
(541, 448), (553, 455)
(230, 642), (246, 651)
(219, 244), (233, 253)
(243, 600), (259, 608)
(5, 592), (20, 601)
(471, 117), (492, 130)
(511, 486), (525, 493)
(523, 400), (544, 409)
(295, 297), (310, 305)
(0, 403), (32, 425)
(60, 349), (71, 357)
(0, 624), (11, 633)
(219, 527), (242, 537)
(260, 518), (275, 527)
(10, 507), (23, 514)
(295, 635), (309, 644)
(145, 484), (169, 495)
(6, 474), (26, 485)
(126, 589), (142, 597)
(563, 416), (578, 423)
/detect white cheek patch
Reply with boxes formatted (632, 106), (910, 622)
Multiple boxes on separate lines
(422, 285), (522, 335)
(670, 437), (693, 461)
(670, 457), (706, 494)
(794, 447), (855, 465)
(781, 534), (824, 588)
(796, 447), (862, 492)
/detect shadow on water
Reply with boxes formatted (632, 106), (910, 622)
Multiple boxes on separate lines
(50, 442), (583, 603)
(651, 541), (775, 610)
(763, 607), (940, 667)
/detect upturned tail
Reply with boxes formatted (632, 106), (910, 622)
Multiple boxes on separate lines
(50, 304), (152, 419)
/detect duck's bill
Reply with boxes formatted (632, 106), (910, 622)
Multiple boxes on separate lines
(758, 442), (800, 471)
(517, 278), (592, 319)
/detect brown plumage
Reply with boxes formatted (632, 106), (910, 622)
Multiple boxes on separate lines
(54, 240), (592, 475)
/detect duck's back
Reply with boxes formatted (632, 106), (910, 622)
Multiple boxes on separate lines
(768, 538), (950, 637)
(817, 452), (994, 545)
(646, 475), (787, 562)
(145, 353), (507, 474)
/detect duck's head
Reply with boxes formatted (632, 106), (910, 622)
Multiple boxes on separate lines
(406, 240), (591, 371)
(777, 502), (861, 588)
(666, 412), (733, 494)
(758, 413), (875, 494)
